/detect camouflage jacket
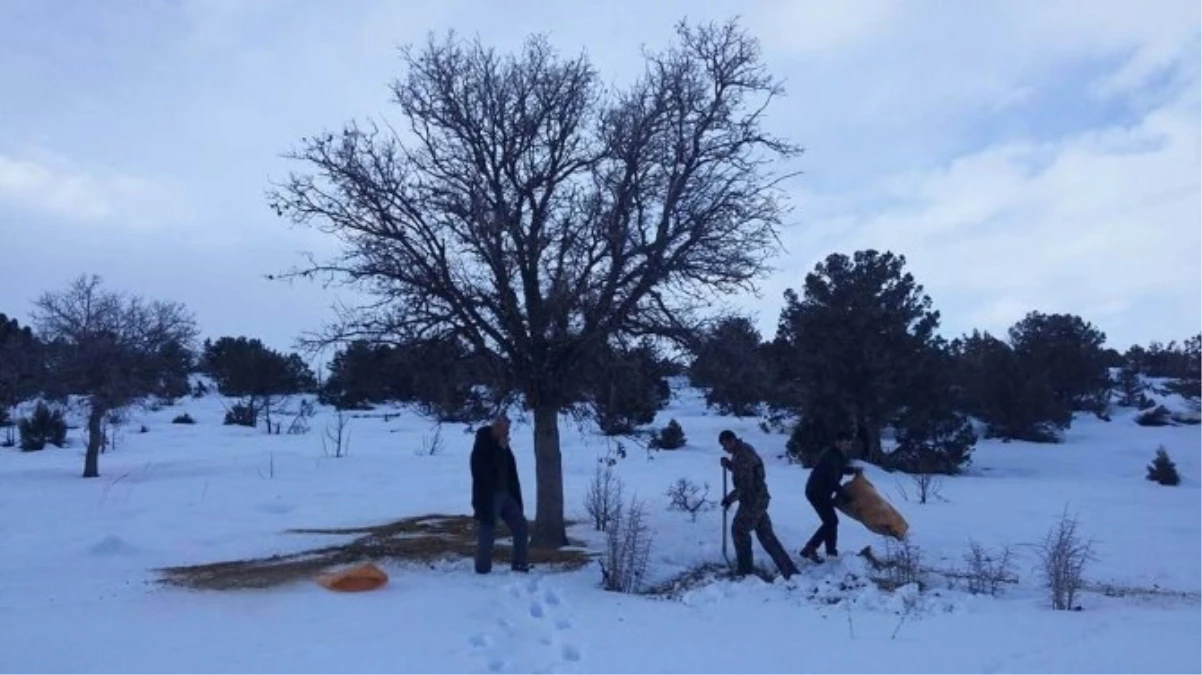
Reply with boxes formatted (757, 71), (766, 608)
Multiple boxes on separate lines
(728, 440), (769, 507)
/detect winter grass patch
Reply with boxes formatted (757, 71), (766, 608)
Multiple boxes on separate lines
(1086, 581), (1202, 606)
(158, 514), (591, 591)
(642, 562), (776, 599)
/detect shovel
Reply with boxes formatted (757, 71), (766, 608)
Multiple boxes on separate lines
(721, 463), (731, 568)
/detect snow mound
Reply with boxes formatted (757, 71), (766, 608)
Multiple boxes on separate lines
(88, 535), (139, 557)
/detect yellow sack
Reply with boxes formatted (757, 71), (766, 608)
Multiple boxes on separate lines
(315, 562), (389, 592)
(835, 473), (909, 540)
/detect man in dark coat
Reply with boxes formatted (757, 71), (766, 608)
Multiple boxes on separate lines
(800, 430), (862, 563)
(718, 430), (799, 580)
(471, 414), (529, 574)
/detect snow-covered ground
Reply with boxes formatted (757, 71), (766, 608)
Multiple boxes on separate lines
(1, 383), (1199, 673)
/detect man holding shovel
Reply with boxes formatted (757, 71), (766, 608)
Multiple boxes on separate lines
(718, 430), (799, 580)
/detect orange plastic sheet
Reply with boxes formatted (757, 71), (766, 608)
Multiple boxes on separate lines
(315, 562), (389, 592)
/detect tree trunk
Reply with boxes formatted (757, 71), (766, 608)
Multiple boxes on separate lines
(530, 403), (568, 548)
(4, 407), (14, 445)
(262, 396), (274, 435)
(851, 403), (886, 465)
(865, 418), (885, 465)
(84, 404), (105, 478)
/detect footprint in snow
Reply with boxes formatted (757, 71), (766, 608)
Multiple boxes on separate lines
(473, 575), (584, 672)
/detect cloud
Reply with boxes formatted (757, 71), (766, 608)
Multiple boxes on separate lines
(760, 71), (1200, 345)
(1, 0), (1197, 355)
(746, 0), (902, 55)
(0, 151), (179, 227)
(178, 0), (283, 52)
(749, 0), (1201, 150)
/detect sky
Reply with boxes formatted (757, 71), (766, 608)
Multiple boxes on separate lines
(1, 0), (1199, 364)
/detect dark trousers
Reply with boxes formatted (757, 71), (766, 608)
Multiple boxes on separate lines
(475, 491), (529, 574)
(804, 490), (839, 554)
(732, 499), (799, 578)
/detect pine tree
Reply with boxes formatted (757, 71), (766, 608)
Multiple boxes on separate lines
(1008, 311), (1111, 414)
(1163, 334), (1201, 409)
(650, 419), (687, 450)
(689, 316), (770, 416)
(1116, 364), (1145, 408)
(1146, 447), (1180, 486)
(775, 250), (941, 464)
(889, 341), (976, 474)
(949, 331), (1072, 443)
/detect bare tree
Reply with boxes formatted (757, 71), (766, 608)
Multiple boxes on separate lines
(268, 20), (799, 547)
(32, 275), (197, 478)
(323, 408), (351, 458)
(896, 471), (944, 505)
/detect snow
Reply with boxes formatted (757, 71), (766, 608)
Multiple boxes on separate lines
(1, 383), (1199, 673)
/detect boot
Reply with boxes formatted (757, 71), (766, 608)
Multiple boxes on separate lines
(799, 546), (824, 564)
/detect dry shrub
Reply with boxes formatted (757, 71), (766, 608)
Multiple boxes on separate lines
(962, 541), (1017, 596)
(664, 477), (714, 522)
(584, 463), (623, 531)
(1036, 508), (1095, 611)
(600, 495), (653, 594)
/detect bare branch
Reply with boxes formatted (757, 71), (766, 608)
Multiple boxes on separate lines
(269, 19), (796, 407)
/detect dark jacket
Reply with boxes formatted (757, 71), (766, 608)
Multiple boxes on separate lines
(727, 440), (770, 508)
(806, 446), (856, 501)
(470, 425), (523, 521)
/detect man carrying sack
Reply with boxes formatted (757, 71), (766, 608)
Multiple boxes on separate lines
(800, 430), (862, 564)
